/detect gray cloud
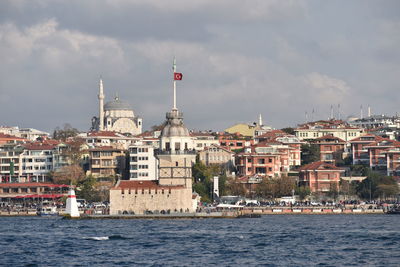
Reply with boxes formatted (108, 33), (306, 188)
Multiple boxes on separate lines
(0, 0), (399, 133)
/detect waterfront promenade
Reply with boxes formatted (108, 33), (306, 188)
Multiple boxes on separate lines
(0, 205), (388, 217)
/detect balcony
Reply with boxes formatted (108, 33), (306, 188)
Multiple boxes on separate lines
(155, 149), (197, 155)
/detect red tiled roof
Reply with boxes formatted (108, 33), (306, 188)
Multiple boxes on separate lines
(349, 134), (385, 143)
(88, 131), (120, 137)
(134, 131), (154, 138)
(89, 146), (123, 151)
(0, 133), (26, 141)
(23, 143), (56, 150)
(0, 183), (70, 188)
(314, 134), (346, 143)
(190, 132), (214, 137)
(298, 161), (344, 171)
(111, 180), (185, 190)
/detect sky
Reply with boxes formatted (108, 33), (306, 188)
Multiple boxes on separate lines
(0, 0), (399, 133)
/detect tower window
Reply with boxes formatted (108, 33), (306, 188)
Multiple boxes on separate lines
(176, 161), (178, 167)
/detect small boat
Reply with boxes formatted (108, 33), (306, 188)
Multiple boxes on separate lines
(37, 206), (59, 216)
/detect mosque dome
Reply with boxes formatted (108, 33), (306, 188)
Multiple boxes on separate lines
(104, 96), (132, 111)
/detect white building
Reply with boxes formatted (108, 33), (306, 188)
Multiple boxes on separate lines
(129, 142), (158, 181)
(349, 115), (400, 129)
(0, 126), (49, 141)
(191, 132), (219, 151)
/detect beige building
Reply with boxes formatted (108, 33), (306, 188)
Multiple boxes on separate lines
(224, 123), (256, 137)
(88, 146), (125, 178)
(198, 144), (235, 170)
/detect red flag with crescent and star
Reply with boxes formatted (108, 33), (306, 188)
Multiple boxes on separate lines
(174, 72), (183, 80)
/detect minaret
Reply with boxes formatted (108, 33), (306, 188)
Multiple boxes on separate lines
(360, 105), (363, 119)
(258, 114), (263, 126)
(98, 78), (105, 131)
(368, 105), (371, 117)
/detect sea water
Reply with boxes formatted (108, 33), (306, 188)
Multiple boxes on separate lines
(1, 215), (399, 266)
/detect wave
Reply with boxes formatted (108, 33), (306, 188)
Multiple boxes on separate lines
(84, 235), (130, 241)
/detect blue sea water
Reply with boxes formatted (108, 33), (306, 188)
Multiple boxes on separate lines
(1, 215), (400, 266)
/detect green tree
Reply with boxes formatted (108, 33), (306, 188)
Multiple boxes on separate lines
(256, 179), (276, 199)
(301, 144), (320, 165)
(295, 186), (311, 201)
(76, 176), (102, 202)
(340, 180), (357, 200)
(327, 181), (339, 201)
(192, 160), (225, 201)
(356, 170), (399, 200)
(281, 127), (295, 135)
(275, 176), (296, 197)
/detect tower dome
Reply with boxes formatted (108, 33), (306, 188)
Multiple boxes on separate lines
(161, 110), (190, 137)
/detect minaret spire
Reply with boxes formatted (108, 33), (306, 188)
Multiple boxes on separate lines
(360, 105), (363, 119)
(173, 57), (177, 111)
(98, 77), (105, 131)
(258, 114), (263, 126)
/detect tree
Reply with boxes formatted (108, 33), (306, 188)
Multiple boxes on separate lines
(52, 165), (85, 185)
(192, 160), (225, 201)
(226, 181), (246, 196)
(281, 127), (295, 135)
(256, 179), (277, 199)
(275, 176), (296, 197)
(301, 144), (320, 165)
(76, 176), (100, 202)
(356, 170), (399, 200)
(327, 181), (339, 201)
(53, 124), (79, 141)
(340, 180), (357, 200)
(62, 138), (86, 165)
(295, 186), (311, 201)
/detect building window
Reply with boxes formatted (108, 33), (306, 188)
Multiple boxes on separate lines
(247, 158), (252, 163)
(268, 158), (272, 163)
(258, 159), (265, 164)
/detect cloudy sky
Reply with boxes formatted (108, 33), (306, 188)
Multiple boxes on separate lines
(0, 0), (399, 133)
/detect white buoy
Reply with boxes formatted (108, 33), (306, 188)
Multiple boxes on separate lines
(65, 187), (80, 218)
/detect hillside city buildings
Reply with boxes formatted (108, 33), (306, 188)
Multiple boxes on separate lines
(1, 73), (400, 207)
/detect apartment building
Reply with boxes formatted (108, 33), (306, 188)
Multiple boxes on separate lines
(298, 161), (345, 193)
(128, 142), (157, 181)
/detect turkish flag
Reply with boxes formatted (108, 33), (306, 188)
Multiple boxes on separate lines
(174, 72), (183, 80)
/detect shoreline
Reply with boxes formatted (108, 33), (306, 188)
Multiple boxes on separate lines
(0, 207), (389, 218)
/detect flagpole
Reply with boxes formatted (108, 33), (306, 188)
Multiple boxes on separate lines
(173, 57), (177, 110)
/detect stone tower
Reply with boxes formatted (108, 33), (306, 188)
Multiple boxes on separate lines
(156, 58), (195, 188)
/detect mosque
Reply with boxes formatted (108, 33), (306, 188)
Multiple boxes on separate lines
(91, 79), (142, 135)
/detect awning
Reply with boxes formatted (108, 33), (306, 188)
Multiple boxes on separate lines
(10, 194), (65, 199)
